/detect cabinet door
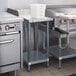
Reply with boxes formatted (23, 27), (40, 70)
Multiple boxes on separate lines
(0, 33), (20, 66)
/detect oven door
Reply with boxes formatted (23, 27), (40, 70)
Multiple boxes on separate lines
(0, 33), (20, 66)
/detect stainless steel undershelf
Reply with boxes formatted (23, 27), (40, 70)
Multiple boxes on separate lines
(49, 46), (76, 60)
(23, 50), (49, 69)
(49, 46), (76, 68)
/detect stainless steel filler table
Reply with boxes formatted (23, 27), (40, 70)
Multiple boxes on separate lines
(22, 16), (53, 71)
(50, 15), (76, 68)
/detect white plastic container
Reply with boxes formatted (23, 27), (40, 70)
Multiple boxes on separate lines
(30, 4), (46, 18)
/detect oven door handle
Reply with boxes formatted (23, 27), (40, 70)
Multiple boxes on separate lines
(0, 40), (14, 44)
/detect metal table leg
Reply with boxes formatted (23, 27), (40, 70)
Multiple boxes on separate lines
(59, 59), (62, 69)
(66, 20), (70, 45)
(28, 63), (31, 71)
(27, 22), (31, 71)
(42, 32), (46, 49)
(58, 36), (62, 68)
(34, 24), (36, 50)
(34, 23), (39, 56)
(36, 23), (39, 56)
(35, 23), (39, 54)
(14, 71), (17, 76)
(46, 21), (49, 67)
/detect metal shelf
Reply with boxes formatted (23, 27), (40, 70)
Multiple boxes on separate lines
(49, 46), (76, 68)
(23, 50), (49, 71)
(24, 50), (49, 64)
(50, 46), (76, 59)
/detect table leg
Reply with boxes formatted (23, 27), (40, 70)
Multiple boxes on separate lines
(42, 32), (46, 49)
(14, 71), (17, 76)
(59, 59), (61, 69)
(66, 20), (70, 45)
(20, 22), (23, 69)
(36, 23), (39, 55)
(46, 21), (49, 66)
(34, 23), (38, 52)
(27, 22), (31, 71)
(34, 24), (36, 50)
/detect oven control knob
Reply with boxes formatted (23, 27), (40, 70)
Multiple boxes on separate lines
(0, 26), (2, 31)
(5, 25), (10, 30)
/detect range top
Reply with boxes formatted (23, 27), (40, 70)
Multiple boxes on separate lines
(0, 12), (23, 33)
(0, 12), (23, 24)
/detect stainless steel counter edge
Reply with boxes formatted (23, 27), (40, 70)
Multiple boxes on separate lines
(0, 17), (24, 24)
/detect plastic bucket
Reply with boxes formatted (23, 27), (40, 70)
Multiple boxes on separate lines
(30, 4), (46, 18)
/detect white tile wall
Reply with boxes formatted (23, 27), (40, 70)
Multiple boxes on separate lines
(38, 0), (76, 5)
(7, 0), (39, 9)
(0, 0), (7, 11)
(0, 0), (76, 11)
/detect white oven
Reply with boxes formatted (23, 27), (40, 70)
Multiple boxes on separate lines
(0, 21), (22, 73)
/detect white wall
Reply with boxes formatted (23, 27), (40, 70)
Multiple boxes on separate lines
(0, 0), (7, 11)
(1, 0), (76, 10)
(8, 0), (39, 9)
(65, 0), (76, 5)
(7, 0), (76, 9)
(38, 0), (76, 5)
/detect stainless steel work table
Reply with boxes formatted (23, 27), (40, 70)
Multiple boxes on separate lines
(22, 16), (53, 71)
(50, 15), (76, 68)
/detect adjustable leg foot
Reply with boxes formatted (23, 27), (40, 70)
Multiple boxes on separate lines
(14, 70), (17, 76)
(28, 65), (31, 72)
(46, 61), (49, 67)
(59, 60), (62, 69)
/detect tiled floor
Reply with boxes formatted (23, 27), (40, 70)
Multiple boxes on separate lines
(1, 57), (76, 76)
